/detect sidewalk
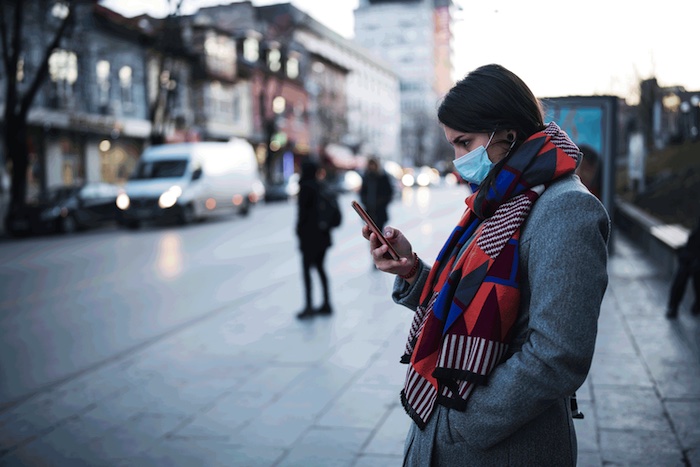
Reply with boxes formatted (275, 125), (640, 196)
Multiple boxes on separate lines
(1, 230), (699, 466)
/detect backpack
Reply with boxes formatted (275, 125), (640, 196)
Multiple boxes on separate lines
(317, 184), (342, 231)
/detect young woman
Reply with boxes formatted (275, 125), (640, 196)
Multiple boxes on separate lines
(362, 64), (610, 465)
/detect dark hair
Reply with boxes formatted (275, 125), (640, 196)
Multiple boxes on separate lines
(438, 64), (545, 197)
(437, 64), (545, 141)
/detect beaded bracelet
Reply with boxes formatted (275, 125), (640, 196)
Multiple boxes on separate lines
(400, 252), (420, 280)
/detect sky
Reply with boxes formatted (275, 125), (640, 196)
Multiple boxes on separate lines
(99, 0), (700, 103)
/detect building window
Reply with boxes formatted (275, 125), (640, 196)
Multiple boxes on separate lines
(204, 32), (235, 80)
(267, 48), (281, 73)
(286, 56), (299, 79)
(243, 37), (259, 62)
(48, 49), (78, 108)
(119, 65), (133, 109)
(233, 93), (241, 122)
(96, 60), (110, 112)
(209, 81), (233, 117)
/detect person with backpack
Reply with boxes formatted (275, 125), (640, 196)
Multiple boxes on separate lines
(295, 159), (337, 319)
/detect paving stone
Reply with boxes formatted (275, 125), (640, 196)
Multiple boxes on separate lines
(0, 404), (63, 452)
(576, 450), (603, 467)
(2, 421), (101, 465)
(326, 339), (383, 371)
(645, 360), (700, 400)
(688, 445), (700, 467)
(235, 366), (310, 395)
(353, 454), (404, 467)
(665, 400), (700, 449)
(170, 391), (268, 439)
(576, 378), (593, 402)
(627, 319), (698, 365)
(272, 363), (360, 417)
(574, 400), (598, 452)
(593, 311), (639, 354)
(362, 405), (409, 457)
(277, 426), (371, 467)
(231, 413), (315, 449)
(593, 387), (673, 432)
(598, 428), (684, 466)
(120, 438), (284, 467)
(317, 386), (396, 429)
(589, 352), (654, 387)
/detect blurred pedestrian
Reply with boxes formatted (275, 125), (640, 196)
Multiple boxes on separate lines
(296, 159), (333, 319)
(666, 216), (700, 318)
(361, 64), (610, 465)
(576, 144), (602, 200)
(360, 157), (394, 237)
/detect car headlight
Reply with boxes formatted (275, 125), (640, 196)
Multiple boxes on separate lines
(116, 193), (130, 210)
(158, 186), (181, 209)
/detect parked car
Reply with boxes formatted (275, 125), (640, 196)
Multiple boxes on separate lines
(5, 182), (121, 236)
(116, 139), (264, 228)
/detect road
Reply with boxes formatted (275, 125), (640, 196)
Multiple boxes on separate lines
(0, 184), (468, 410)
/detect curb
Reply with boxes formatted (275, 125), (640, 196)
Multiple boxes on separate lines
(614, 197), (689, 276)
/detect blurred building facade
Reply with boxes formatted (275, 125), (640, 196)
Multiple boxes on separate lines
(0, 3), (156, 200)
(354, 0), (457, 168)
(5, 0), (695, 209)
(638, 78), (700, 150)
(0, 0), (400, 205)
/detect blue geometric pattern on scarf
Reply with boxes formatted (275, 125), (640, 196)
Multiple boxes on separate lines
(438, 262), (489, 335)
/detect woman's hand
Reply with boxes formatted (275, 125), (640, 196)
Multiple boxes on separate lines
(361, 225), (416, 277)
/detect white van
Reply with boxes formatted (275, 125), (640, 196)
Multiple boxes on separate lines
(116, 139), (265, 228)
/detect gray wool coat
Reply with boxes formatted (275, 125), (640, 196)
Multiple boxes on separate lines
(393, 175), (610, 466)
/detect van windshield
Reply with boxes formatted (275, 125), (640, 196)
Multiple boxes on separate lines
(131, 159), (188, 179)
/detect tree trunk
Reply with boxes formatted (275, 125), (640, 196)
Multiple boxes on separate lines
(6, 119), (29, 212)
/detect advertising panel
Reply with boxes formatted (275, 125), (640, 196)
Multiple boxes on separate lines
(542, 96), (618, 224)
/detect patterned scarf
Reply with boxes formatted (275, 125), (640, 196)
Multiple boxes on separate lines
(401, 122), (580, 429)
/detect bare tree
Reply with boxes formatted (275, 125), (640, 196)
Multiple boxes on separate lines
(0, 0), (75, 220)
(147, 0), (186, 145)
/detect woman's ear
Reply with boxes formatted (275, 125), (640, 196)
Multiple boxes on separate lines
(506, 132), (516, 142)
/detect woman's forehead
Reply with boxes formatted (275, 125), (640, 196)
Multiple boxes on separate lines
(443, 126), (483, 139)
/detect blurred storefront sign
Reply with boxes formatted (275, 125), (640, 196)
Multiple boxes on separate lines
(323, 143), (357, 170)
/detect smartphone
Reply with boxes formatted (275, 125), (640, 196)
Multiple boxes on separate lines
(352, 201), (401, 260)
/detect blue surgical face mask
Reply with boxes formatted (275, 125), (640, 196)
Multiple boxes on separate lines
(453, 132), (495, 184)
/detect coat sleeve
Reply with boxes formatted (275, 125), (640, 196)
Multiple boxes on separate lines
(392, 260), (430, 311)
(450, 188), (610, 450)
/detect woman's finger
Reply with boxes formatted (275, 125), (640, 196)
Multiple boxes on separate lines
(361, 225), (371, 240)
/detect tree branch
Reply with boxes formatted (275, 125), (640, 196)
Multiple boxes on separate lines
(9, 0), (22, 71)
(1, 1), (20, 120)
(19, 0), (74, 118)
(0, 1), (12, 72)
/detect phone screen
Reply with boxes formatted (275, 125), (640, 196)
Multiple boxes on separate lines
(352, 201), (400, 260)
